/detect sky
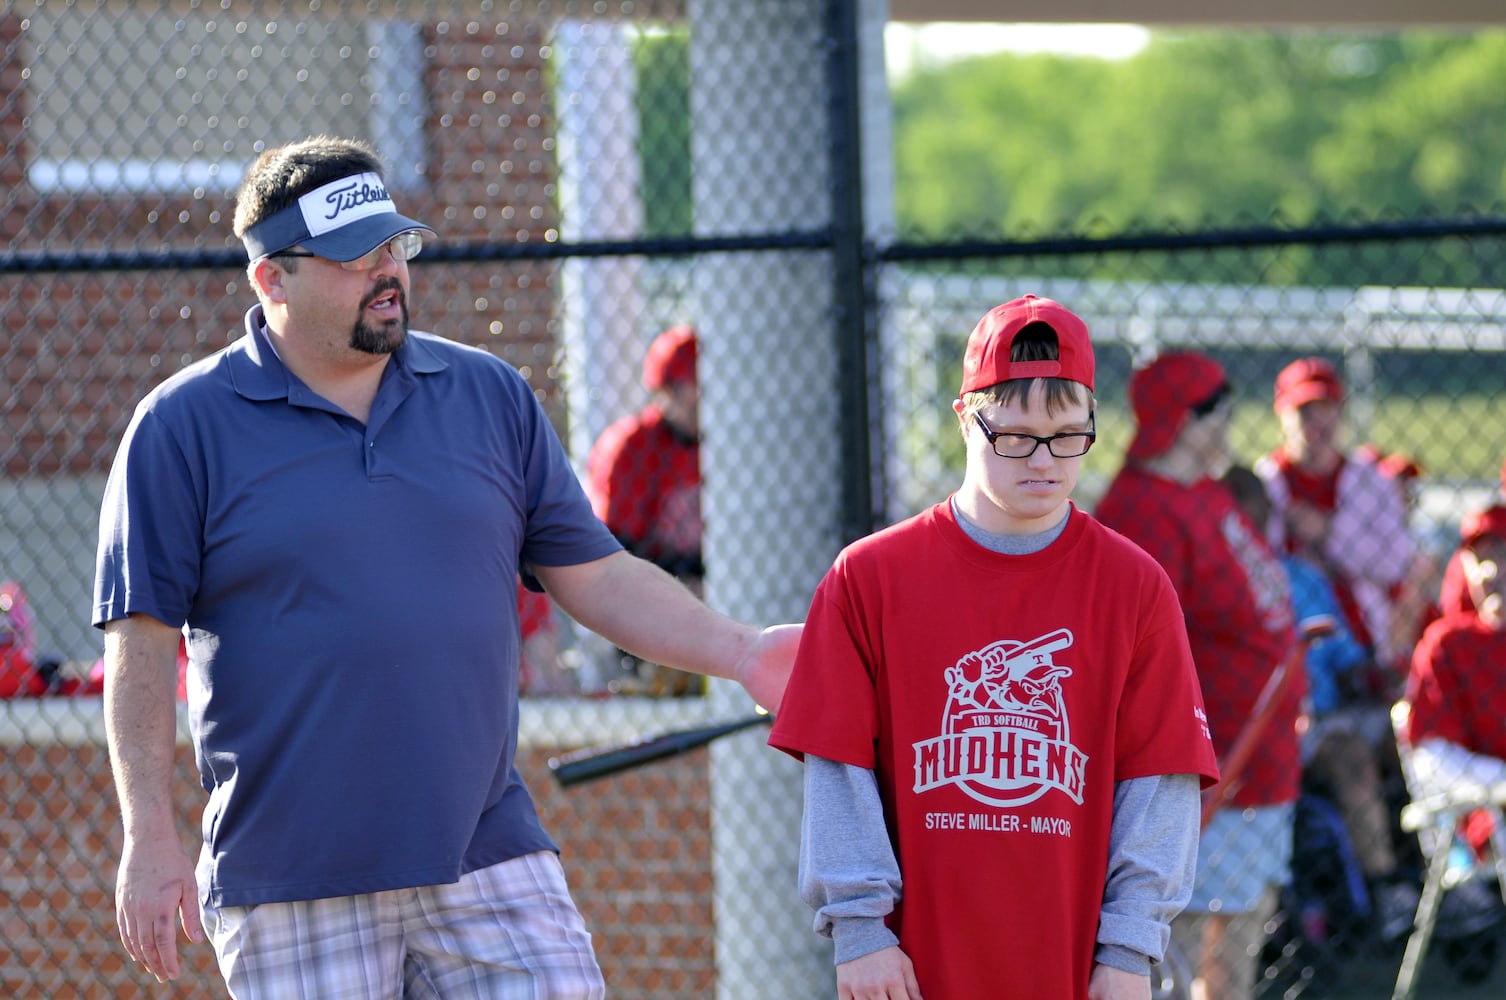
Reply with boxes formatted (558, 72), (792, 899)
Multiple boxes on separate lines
(885, 22), (1152, 78)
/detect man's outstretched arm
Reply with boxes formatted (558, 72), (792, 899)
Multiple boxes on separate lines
(534, 551), (800, 712)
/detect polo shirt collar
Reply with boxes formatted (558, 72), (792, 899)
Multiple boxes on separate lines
(228, 304), (448, 402)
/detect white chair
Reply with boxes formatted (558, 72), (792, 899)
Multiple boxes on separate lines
(1389, 699), (1506, 1000)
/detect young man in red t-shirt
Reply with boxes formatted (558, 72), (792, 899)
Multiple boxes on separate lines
(1095, 352), (1301, 1000)
(1407, 504), (1506, 781)
(585, 325), (704, 695)
(771, 296), (1218, 1000)
(1437, 456), (1506, 620)
(586, 324), (703, 580)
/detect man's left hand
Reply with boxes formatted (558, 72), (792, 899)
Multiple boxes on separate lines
(733, 623), (802, 714)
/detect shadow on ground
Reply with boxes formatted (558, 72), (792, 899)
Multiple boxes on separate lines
(1256, 913), (1506, 999)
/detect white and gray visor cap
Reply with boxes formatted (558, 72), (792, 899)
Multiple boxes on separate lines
(242, 172), (436, 262)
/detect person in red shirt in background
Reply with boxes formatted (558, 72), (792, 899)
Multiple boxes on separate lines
(1437, 456), (1506, 619)
(587, 324), (702, 582)
(1222, 464), (1421, 943)
(585, 325), (703, 696)
(1405, 503), (1506, 906)
(1406, 505), (1506, 784)
(0, 580), (52, 697)
(1096, 351), (1300, 1000)
(1255, 358), (1422, 680)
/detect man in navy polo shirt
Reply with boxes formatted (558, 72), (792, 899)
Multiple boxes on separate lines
(93, 136), (799, 998)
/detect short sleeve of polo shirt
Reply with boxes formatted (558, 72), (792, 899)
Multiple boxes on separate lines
(510, 372), (623, 572)
(94, 383), (208, 630)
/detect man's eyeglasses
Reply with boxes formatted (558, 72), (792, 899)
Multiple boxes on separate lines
(973, 410), (1097, 459)
(269, 230), (426, 271)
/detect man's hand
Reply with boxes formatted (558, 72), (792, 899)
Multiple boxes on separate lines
(837, 945), (923, 1000)
(115, 836), (203, 982)
(732, 622), (802, 714)
(1088, 962), (1150, 1000)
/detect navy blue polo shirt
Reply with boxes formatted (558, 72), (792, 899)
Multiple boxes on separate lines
(93, 306), (621, 907)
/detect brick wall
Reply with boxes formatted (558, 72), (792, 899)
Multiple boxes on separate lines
(0, 730), (719, 999)
(1, 12), (568, 481)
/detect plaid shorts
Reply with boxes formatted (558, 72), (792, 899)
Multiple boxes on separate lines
(201, 851), (605, 1000)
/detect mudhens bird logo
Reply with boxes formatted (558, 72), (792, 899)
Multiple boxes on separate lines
(913, 629), (1088, 807)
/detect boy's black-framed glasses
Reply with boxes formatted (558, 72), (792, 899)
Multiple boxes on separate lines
(973, 410), (1097, 459)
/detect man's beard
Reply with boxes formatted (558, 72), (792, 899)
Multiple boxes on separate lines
(350, 278), (409, 355)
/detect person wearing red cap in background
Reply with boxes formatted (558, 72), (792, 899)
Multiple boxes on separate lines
(585, 324), (704, 696)
(1436, 456), (1506, 620)
(1255, 358), (1422, 680)
(1095, 351), (1301, 1000)
(1220, 464), (1422, 945)
(771, 296), (1217, 1000)
(1406, 505), (1506, 818)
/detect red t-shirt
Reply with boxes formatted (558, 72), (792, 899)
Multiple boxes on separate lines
(1438, 549), (1475, 619)
(517, 582), (554, 640)
(585, 406), (701, 569)
(770, 503), (1217, 1000)
(1407, 614), (1506, 759)
(1095, 467), (1301, 809)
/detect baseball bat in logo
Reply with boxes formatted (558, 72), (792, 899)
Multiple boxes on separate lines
(913, 628), (1088, 808)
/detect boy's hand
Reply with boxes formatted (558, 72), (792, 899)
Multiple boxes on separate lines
(1087, 963), (1150, 1000)
(837, 945), (923, 1000)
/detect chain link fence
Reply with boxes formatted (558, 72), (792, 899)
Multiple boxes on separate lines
(3, 1), (1506, 997)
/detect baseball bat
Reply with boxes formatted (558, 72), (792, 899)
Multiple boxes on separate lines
(1200, 618), (1335, 829)
(548, 713), (774, 787)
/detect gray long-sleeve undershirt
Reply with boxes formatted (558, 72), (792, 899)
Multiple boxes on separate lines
(795, 501), (1202, 975)
(799, 759), (1201, 975)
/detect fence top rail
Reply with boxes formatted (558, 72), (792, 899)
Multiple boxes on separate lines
(886, 271), (1506, 353)
(0, 231), (836, 276)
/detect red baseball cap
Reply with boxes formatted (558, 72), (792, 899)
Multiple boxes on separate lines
(1378, 452), (1423, 483)
(1125, 352), (1229, 462)
(1461, 505), (1506, 549)
(959, 295), (1095, 396)
(642, 325), (698, 390)
(1274, 357), (1345, 412)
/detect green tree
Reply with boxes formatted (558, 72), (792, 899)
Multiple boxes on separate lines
(891, 31), (1506, 241)
(634, 29), (692, 238)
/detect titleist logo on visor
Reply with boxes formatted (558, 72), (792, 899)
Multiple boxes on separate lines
(302, 173), (395, 235)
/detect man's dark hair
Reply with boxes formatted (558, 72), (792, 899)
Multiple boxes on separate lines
(232, 136), (386, 239)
